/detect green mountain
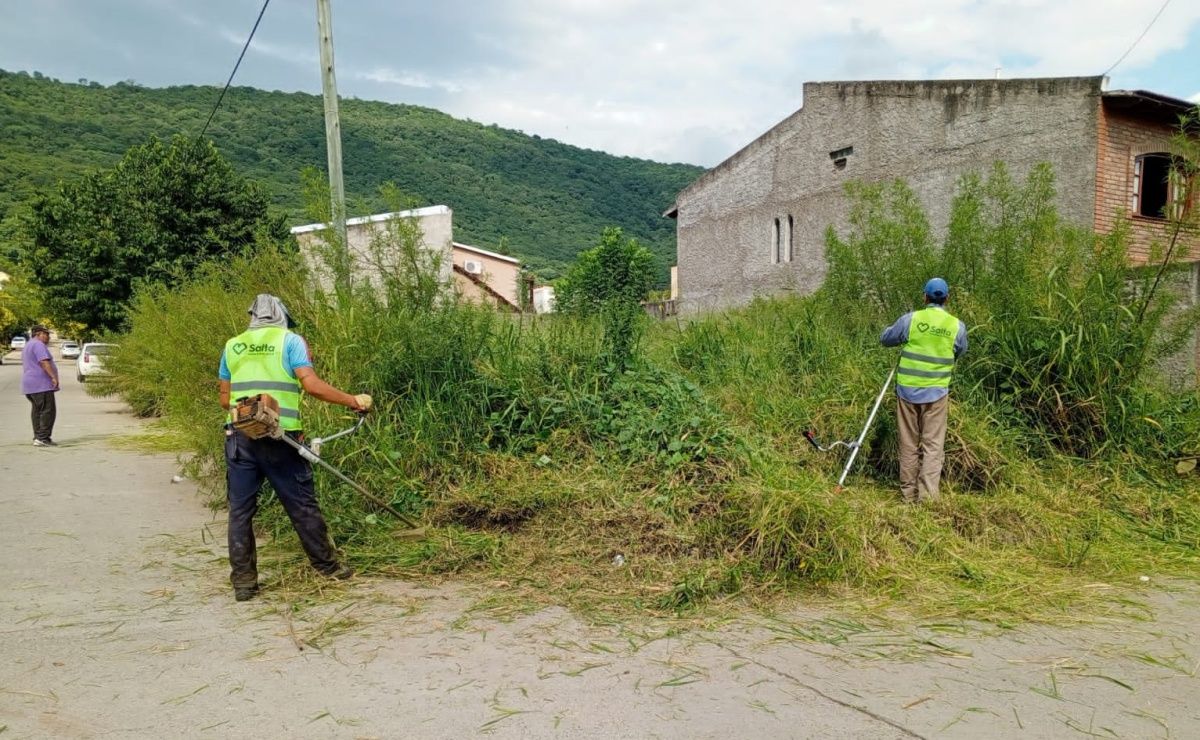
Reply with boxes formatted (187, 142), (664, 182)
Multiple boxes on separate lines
(0, 69), (703, 280)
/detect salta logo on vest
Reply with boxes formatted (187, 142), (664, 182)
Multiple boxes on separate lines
(231, 341), (275, 355)
(916, 321), (953, 339)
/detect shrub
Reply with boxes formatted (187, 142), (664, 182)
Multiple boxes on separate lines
(825, 163), (1200, 458)
(556, 226), (656, 370)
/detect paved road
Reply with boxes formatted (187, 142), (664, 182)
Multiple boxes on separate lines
(1, 351), (1197, 738)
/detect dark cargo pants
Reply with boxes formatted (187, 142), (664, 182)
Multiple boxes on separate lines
(26, 391), (57, 442)
(225, 429), (339, 589)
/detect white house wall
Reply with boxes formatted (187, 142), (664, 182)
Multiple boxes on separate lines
(293, 207), (454, 294)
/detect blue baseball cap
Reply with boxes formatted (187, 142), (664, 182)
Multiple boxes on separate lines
(923, 277), (949, 302)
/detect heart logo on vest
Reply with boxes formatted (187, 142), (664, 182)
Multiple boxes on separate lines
(232, 342), (248, 355)
(916, 322), (930, 333)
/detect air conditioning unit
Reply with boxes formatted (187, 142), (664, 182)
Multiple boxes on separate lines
(463, 260), (483, 275)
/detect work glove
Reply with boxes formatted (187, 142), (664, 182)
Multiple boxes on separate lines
(352, 393), (373, 412)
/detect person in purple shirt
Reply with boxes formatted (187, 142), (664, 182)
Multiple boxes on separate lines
(21, 325), (60, 447)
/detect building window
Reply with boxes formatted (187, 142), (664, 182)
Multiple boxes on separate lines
(829, 145), (853, 171)
(1133, 153), (1172, 218)
(772, 217), (781, 264)
(786, 215), (794, 262)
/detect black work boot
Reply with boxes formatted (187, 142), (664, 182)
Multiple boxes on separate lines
(233, 584), (260, 602)
(321, 564), (355, 580)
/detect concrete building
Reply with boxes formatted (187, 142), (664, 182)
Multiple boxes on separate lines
(668, 77), (1199, 312)
(666, 75), (1199, 380)
(532, 285), (556, 314)
(291, 206), (455, 293)
(451, 242), (522, 312)
(292, 208), (534, 313)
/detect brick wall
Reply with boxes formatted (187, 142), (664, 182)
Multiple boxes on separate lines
(1094, 103), (1200, 263)
(1095, 102), (1200, 387)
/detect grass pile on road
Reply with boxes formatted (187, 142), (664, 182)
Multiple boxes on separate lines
(98, 165), (1200, 621)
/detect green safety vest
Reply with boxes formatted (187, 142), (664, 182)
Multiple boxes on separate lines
(898, 307), (960, 389)
(224, 326), (303, 431)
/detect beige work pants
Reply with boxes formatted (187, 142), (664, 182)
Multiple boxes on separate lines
(896, 395), (949, 502)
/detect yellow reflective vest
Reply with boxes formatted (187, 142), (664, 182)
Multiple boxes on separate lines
(224, 326), (303, 431)
(897, 307), (961, 389)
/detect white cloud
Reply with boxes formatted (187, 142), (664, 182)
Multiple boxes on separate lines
(356, 67), (462, 94)
(388, 0), (1200, 165)
(1190, 91), (1200, 103)
(217, 28), (316, 68)
(2, 0), (1196, 165)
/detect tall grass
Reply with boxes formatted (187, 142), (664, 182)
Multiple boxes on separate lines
(826, 163), (1200, 458)
(99, 165), (1200, 620)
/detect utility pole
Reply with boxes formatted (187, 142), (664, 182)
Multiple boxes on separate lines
(316, 0), (349, 293)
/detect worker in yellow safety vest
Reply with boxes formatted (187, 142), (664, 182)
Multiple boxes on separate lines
(880, 278), (968, 503)
(218, 294), (372, 602)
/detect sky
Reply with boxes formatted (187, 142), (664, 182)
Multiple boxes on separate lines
(1, 0), (1198, 167)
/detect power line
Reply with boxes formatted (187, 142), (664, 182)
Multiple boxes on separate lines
(197, 0), (272, 140)
(1102, 0), (1172, 78)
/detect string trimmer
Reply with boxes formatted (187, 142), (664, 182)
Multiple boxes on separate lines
(802, 368), (895, 490)
(233, 394), (425, 537)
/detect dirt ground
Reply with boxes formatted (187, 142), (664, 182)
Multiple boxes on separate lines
(1, 353), (1198, 739)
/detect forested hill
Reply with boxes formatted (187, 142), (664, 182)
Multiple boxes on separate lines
(0, 69), (704, 279)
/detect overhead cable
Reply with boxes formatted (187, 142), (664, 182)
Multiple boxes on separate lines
(1102, 0), (1172, 78)
(197, 0), (272, 140)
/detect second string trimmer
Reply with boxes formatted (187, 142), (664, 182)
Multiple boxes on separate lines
(802, 368), (895, 490)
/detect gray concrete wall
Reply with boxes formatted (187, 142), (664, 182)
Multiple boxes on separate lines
(674, 77), (1104, 314)
(1155, 262), (1200, 389)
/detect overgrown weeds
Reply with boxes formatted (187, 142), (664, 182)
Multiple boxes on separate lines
(100, 163), (1200, 623)
(826, 162), (1200, 458)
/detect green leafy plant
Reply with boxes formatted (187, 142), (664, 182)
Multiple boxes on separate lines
(824, 162), (1200, 458)
(556, 227), (656, 370)
(0, 70), (699, 285)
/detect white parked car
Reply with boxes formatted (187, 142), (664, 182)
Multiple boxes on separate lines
(77, 343), (116, 382)
(10, 335), (26, 350)
(61, 341), (80, 360)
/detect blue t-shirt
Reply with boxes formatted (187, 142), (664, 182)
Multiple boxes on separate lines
(219, 331), (312, 381)
(880, 306), (968, 404)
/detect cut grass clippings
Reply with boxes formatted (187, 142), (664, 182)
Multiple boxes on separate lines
(228, 446), (1200, 628)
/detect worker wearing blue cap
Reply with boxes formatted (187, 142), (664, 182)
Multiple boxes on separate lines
(879, 278), (967, 502)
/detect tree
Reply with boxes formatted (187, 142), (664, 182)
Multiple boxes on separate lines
(0, 71), (700, 288)
(25, 135), (290, 332)
(0, 266), (43, 341)
(556, 227), (655, 314)
(0, 295), (16, 340)
(556, 227), (655, 370)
